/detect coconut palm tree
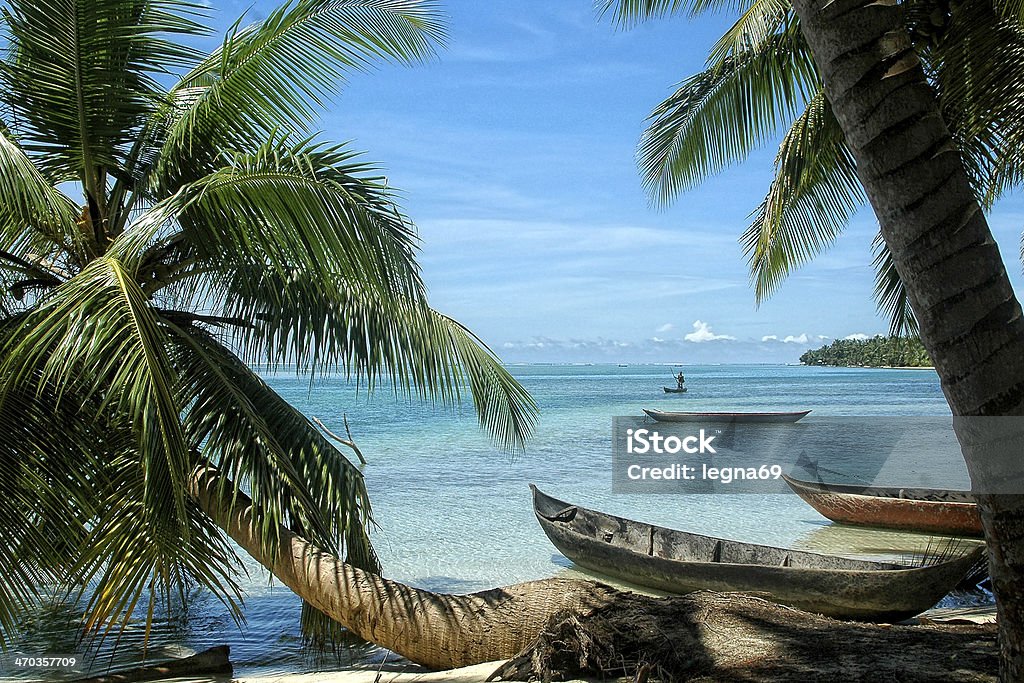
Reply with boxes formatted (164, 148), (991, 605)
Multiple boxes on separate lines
(604, 0), (1024, 334)
(0, 0), (538, 647)
(604, 0), (1024, 678)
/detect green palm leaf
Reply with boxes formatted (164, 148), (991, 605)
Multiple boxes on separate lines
(0, 131), (81, 261)
(742, 91), (864, 302)
(2, 258), (192, 564)
(155, 0), (444, 189)
(599, 0), (752, 23)
(871, 234), (920, 337)
(707, 0), (791, 63)
(165, 138), (422, 301)
(168, 323), (378, 561)
(0, 0), (207, 190)
(928, 0), (1024, 209)
(639, 20), (817, 205)
(0, 370), (107, 645)
(212, 264), (537, 449)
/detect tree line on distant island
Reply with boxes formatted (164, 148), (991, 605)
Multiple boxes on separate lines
(799, 336), (932, 368)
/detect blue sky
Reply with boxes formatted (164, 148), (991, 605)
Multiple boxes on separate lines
(231, 1), (1024, 363)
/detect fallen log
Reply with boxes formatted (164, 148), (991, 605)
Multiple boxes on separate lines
(74, 645), (232, 683)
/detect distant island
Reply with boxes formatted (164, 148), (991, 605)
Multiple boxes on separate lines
(800, 336), (933, 368)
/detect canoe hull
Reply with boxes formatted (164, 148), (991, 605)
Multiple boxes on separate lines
(783, 475), (983, 537)
(663, 387), (688, 393)
(531, 485), (980, 622)
(643, 408), (811, 423)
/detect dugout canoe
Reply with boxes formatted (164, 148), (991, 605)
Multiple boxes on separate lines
(782, 474), (983, 537)
(663, 386), (688, 393)
(531, 485), (981, 621)
(643, 408), (811, 423)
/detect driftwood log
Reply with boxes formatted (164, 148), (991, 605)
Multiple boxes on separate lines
(74, 645), (232, 683)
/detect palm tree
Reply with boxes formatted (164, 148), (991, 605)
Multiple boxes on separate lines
(0, 0), (538, 648)
(603, 0), (1024, 678)
(604, 0), (1024, 335)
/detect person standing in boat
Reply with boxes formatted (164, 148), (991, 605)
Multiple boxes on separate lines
(675, 371), (685, 389)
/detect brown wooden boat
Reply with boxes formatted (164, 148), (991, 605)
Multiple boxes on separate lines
(783, 474), (982, 537)
(531, 485), (982, 622)
(643, 408), (810, 423)
(662, 386), (688, 393)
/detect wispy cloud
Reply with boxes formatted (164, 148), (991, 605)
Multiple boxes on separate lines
(844, 333), (871, 340)
(656, 323), (675, 333)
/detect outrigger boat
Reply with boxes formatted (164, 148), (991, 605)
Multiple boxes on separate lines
(531, 485), (981, 621)
(783, 474), (983, 537)
(643, 408), (811, 423)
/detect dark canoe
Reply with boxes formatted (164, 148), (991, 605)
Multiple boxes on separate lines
(663, 386), (688, 393)
(643, 408), (811, 423)
(531, 485), (982, 622)
(782, 474), (983, 537)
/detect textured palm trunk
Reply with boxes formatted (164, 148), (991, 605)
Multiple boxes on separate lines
(190, 468), (616, 669)
(789, 0), (1024, 679)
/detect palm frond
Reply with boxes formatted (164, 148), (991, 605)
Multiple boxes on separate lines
(74, 456), (245, 637)
(872, 234), (920, 336)
(139, 137), (424, 305)
(0, 131), (81, 260)
(928, 0), (1024, 209)
(154, 0), (444, 189)
(167, 321), (377, 565)
(598, 0), (751, 23)
(1, 257), (193, 567)
(0, 0), (208, 188)
(0, 370), (107, 647)
(210, 261), (536, 449)
(993, 0), (1024, 25)
(742, 91), (864, 302)
(639, 19), (817, 205)
(707, 0), (792, 63)
(0, 260), (248, 638)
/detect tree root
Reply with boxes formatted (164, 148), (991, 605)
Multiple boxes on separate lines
(490, 591), (998, 682)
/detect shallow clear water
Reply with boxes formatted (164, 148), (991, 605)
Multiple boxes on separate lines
(7, 364), (984, 680)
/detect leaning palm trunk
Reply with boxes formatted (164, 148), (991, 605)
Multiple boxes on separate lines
(788, 0), (1024, 679)
(190, 468), (616, 669)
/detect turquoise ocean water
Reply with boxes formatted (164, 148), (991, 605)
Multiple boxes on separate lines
(8, 364), (985, 680)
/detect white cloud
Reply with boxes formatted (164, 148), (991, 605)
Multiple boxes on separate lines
(817, 335), (830, 341)
(761, 333), (815, 344)
(684, 320), (736, 343)
(656, 323), (675, 333)
(844, 333), (871, 341)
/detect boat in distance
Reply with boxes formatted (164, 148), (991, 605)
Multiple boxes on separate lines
(530, 485), (981, 622)
(662, 386), (688, 393)
(643, 408), (811, 423)
(783, 474), (983, 537)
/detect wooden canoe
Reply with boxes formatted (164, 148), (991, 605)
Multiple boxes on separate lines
(643, 408), (811, 423)
(531, 485), (982, 621)
(783, 474), (983, 537)
(663, 386), (688, 393)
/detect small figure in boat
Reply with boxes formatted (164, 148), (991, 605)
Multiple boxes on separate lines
(675, 372), (686, 389)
